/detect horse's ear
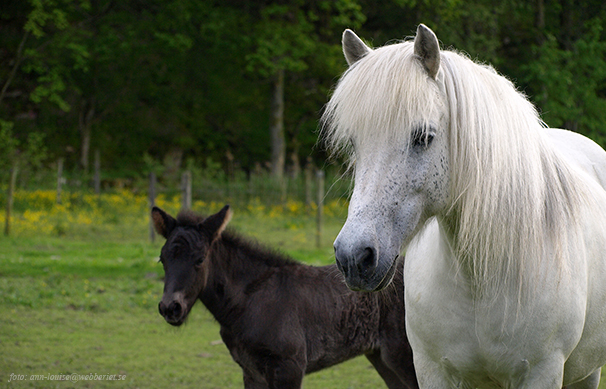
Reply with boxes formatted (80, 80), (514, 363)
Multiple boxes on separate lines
(414, 24), (440, 79)
(199, 205), (232, 243)
(151, 207), (177, 238)
(342, 29), (371, 66)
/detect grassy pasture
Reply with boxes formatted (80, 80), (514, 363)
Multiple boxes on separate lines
(0, 190), (387, 388)
(2, 189), (606, 388)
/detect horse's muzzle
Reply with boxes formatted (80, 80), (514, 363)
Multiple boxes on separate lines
(334, 241), (397, 292)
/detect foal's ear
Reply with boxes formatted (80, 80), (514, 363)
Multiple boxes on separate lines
(151, 207), (177, 238)
(199, 205), (232, 243)
(342, 29), (371, 66)
(414, 24), (440, 79)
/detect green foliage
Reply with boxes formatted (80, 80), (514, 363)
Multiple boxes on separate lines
(24, 0), (90, 38)
(0, 120), (19, 164)
(1, 0), (606, 179)
(0, 122), (47, 183)
(524, 18), (606, 143)
(244, 1), (364, 78)
(20, 0), (92, 112)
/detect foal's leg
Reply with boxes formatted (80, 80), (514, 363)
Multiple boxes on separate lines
(564, 368), (601, 389)
(365, 351), (409, 389)
(373, 340), (418, 389)
(243, 371), (269, 389)
(264, 359), (304, 389)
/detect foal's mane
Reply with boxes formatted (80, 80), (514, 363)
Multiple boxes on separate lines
(176, 210), (299, 270)
(322, 39), (592, 298)
(175, 210), (204, 227)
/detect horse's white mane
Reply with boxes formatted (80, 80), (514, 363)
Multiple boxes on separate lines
(322, 40), (590, 298)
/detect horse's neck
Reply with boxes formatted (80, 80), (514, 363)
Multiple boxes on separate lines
(199, 235), (273, 325)
(436, 213), (525, 298)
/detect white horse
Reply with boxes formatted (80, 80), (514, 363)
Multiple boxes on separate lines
(322, 24), (606, 388)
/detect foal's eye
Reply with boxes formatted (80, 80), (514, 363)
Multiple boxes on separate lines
(194, 257), (204, 267)
(411, 128), (435, 148)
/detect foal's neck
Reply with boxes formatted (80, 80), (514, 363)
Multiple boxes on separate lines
(199, 230), (294, 324)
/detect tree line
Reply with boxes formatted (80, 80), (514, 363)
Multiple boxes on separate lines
(1, 0), (605, 186)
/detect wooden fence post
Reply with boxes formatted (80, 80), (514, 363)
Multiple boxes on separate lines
(56, 158), (63, 204)
(316, 170), (325, 248)
(94, 149), (101, 195)
(4, 160), (18, 236)
(181, 171), (192, 210)
(226, 151), (234, 199)
(280, 176), (288, 205)
(149, 172), (156, 243)
(305, 158), (313, 214)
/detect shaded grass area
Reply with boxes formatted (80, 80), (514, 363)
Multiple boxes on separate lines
(0, 203), (389, 388)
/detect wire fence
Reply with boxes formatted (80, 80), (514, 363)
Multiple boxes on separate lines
(2, 162), (352, 244)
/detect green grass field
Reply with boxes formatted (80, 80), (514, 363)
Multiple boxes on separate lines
(2, 190), (605, 388)
(0, 193), (389, 388)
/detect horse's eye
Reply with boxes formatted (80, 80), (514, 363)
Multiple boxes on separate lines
(411, 129), (435, 148)
(194, 257), (204, 267)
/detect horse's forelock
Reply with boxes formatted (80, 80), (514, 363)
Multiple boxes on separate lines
(321, 41), (444, 163)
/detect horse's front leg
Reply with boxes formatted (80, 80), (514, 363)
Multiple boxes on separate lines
(563, 368), (601, 389)
(413, 355), (473, 389)
(415, 355), (567, 389)
(513, 356), (568, 389)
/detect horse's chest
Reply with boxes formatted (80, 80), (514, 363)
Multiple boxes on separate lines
(407, 294), (536, 388)
(404, 221), (594, 387)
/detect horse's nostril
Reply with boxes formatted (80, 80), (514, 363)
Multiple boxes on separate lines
(173, 302), (182, 317)
(159, 300), (184, 321)
(357, 247), (376, 273)
(167, 301), (182, 319)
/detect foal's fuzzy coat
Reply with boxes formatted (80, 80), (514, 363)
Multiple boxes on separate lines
(153, 206), (417, 389)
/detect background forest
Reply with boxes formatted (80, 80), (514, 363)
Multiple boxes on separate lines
(1, 0), (606, 187)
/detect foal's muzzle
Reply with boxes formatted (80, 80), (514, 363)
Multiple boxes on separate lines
(158, 299), (186, 326)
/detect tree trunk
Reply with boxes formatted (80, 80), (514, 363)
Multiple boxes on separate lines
(269, 68), (285, 179)
(149, 172), (156, 243)
(0, 30), (29, 107)
(4, 160), (18, 236)
(535, 0), (548, 108)
(79, 97), (95, 172)
(560, 0), (578, 132)
(535, 0), (545, 40)
(560, 0), (574, 51)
